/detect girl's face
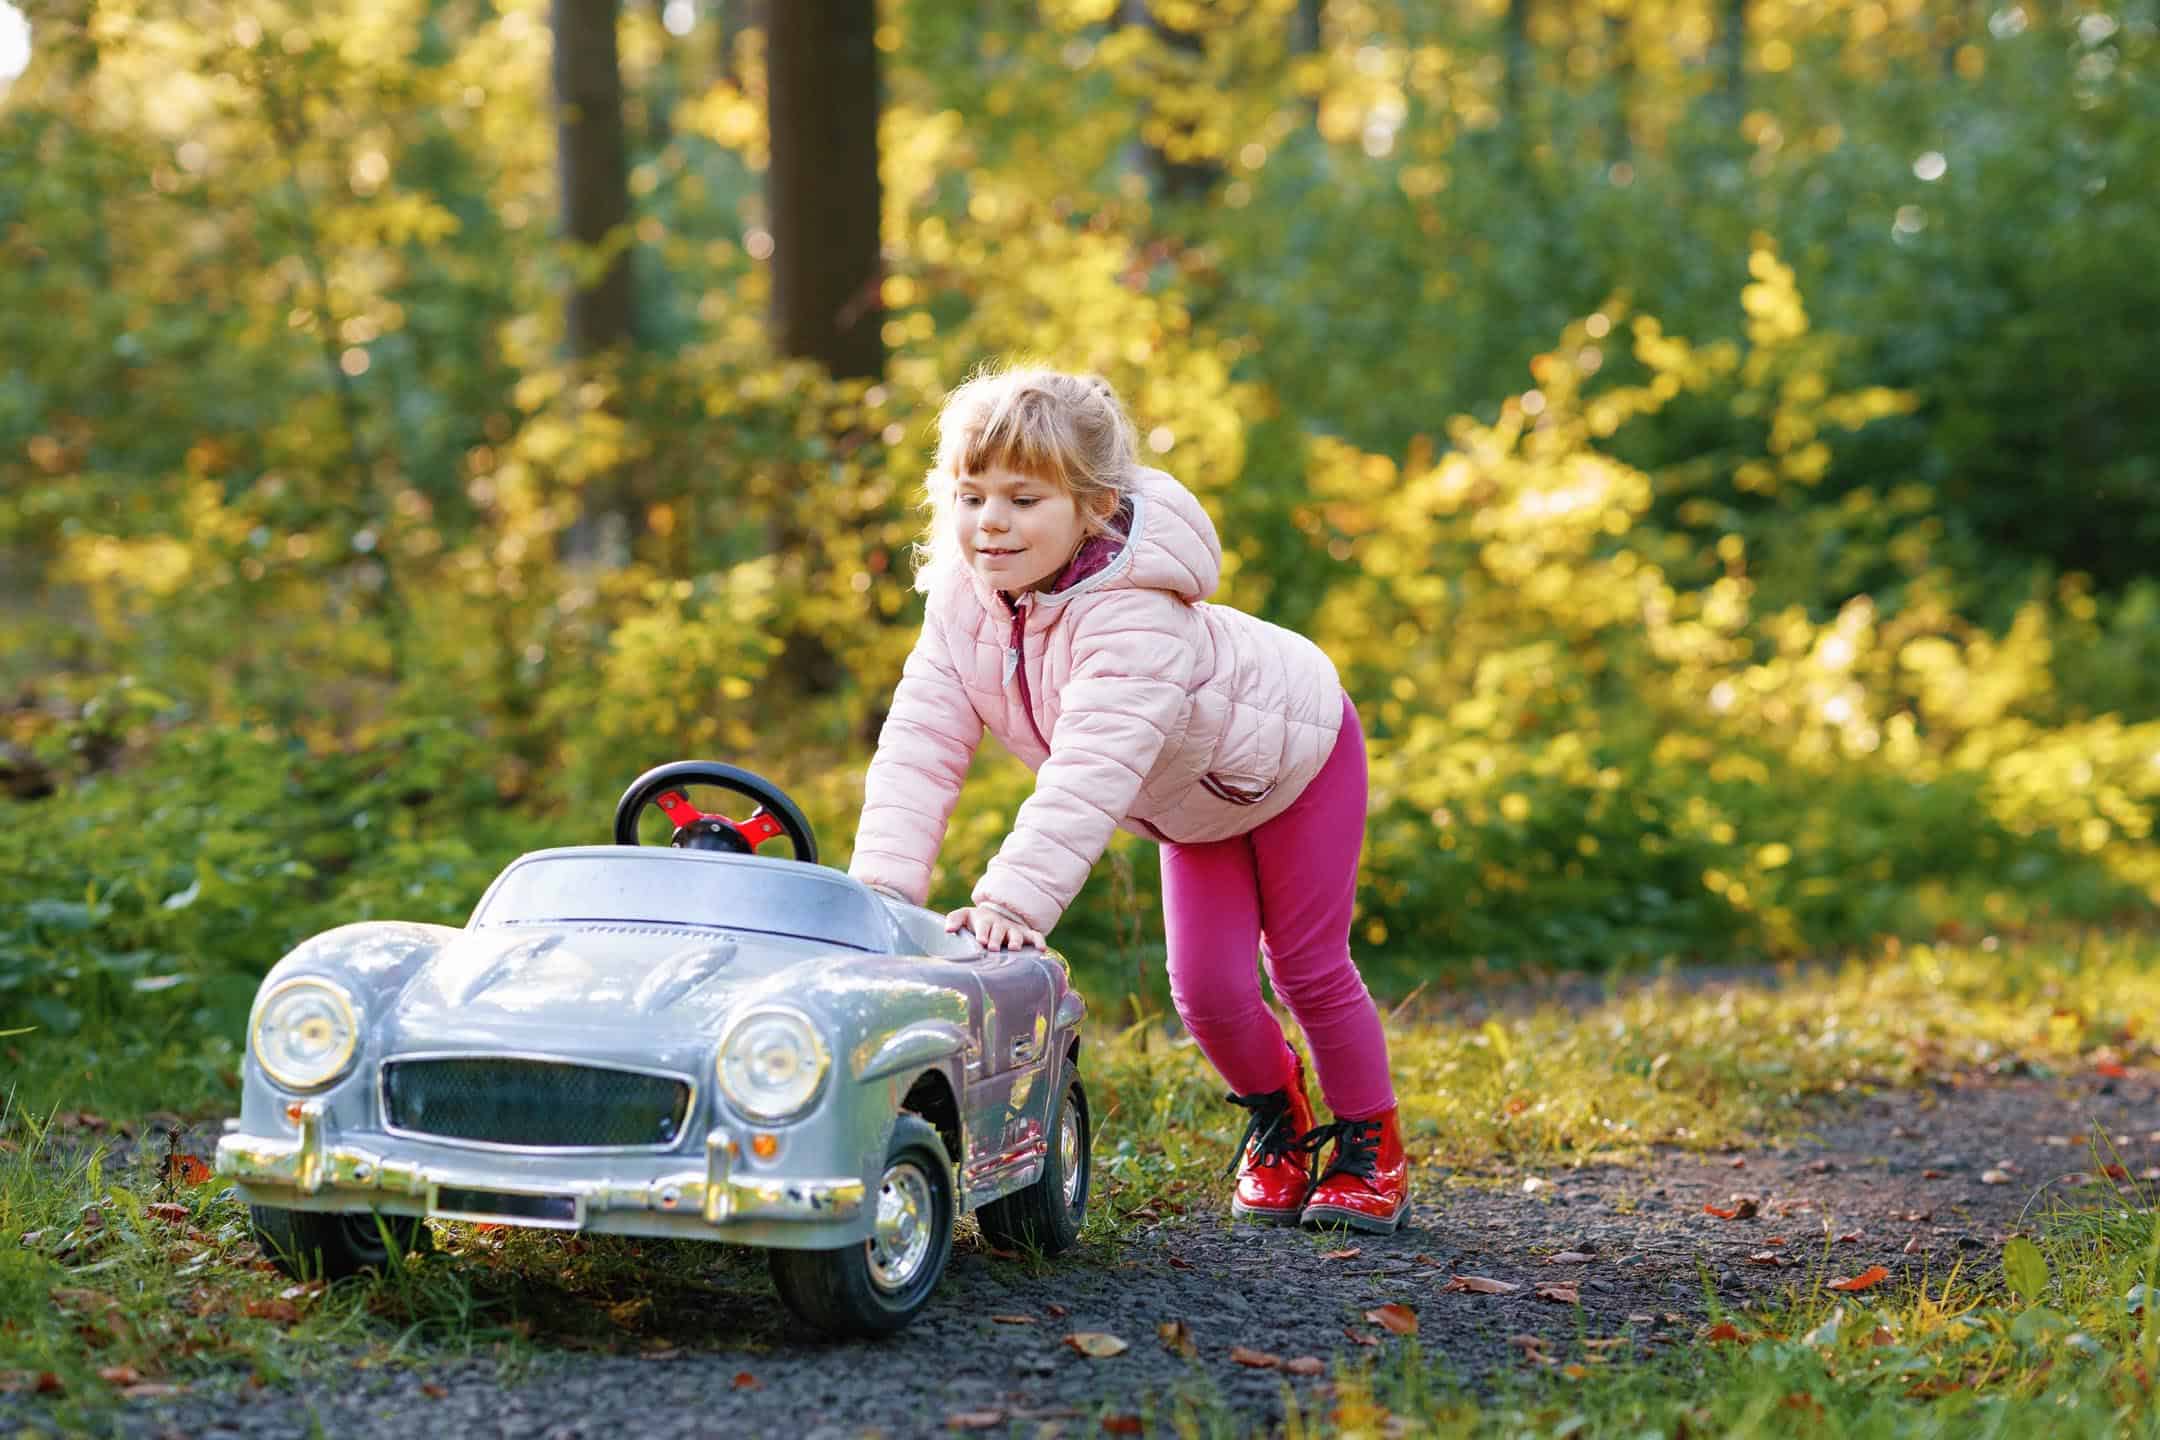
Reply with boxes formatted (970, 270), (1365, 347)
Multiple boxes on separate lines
(952, 465), (1094, 594)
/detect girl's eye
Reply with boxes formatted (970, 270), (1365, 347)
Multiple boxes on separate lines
(959, 495), (983, 507)
(1013, 497), (1038, 508)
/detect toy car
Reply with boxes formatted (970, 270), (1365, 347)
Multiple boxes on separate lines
(216, 762), (1091, 1336)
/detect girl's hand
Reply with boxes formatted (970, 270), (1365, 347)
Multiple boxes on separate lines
(944, 906), (1047, 952)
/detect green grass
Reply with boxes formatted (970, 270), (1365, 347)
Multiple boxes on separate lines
(4, 928), (2158, 1433)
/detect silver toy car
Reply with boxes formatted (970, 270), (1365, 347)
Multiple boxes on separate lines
(216, 762), (1091, 1336)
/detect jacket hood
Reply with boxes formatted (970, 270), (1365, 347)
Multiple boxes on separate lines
(960, 466), (1222, 614)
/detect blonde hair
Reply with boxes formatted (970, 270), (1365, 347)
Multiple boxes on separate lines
(912, 364), (1141, 593)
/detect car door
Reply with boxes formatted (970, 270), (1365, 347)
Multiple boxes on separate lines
(962, 951), (1055, 1197)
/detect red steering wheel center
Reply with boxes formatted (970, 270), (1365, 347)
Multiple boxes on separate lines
(652, 790), (787, 850)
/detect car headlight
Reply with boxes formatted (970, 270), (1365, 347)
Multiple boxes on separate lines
(251, 977), (360, 1091)
(717, 1007), (829, 1122)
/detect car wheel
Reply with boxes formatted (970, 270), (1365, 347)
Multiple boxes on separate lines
(974, 1072), (1089, 1256)
(248, 1204), (432, 1280)
(767, 1114), (955, 1338)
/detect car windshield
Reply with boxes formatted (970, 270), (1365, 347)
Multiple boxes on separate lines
(469, 850), (893, 952)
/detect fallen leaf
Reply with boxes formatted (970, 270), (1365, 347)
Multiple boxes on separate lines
(1365, 1303), (1419, 1335)
(1583, 1337), (1630, 1352)
(1319, 1248), (1362, 1261)
(145, 1203), (190, 1224)
(1828, 1265), (1891, 1292)
(991, 1314), (1036, 1325)
(1046, 1303), (1068, 1318)
(1507, 1333), (1549, 1353)
(164, 1154), (213, 1186)
(121, 1383), (183, 1400)
(1704, 1197), (1759, 1221)
(1783, 1393), (1824, 1417)
(1562, 1363), (1590, 1379)
(1922, 1169), (1947, 1179)
(2096, 1061), (2131, 1079)
(35, 1372), (64, 1394)
(1230, 1345), (1281, 1369)
(947, 1411), (1006, 1432)
(1705, 1322), (1744, 1344)
(421, 1382), (448, 1399)
(1285, 1356), (1325, 1376)
(1441, 1275), (1520, 1295)
(96, 1365), (143, 1385)
(1898, 1210), (1932, 1223)
(984, 1244), (1021, 1261)
(1100, 1418), (1144, 1436)
(1747, 1251), (1786, 1267)
(243, 1298), (300, 1324)
(1157, 1320), (1196, 1359)
(1763, 1236), (1788, 1246)
(1869, 1326), (1896, 1347)
(1164, 1254), (1194, 1270)
(639, 1348), (680, 1362)
(1981, 1169), (2010, 1185)
(2101, 1164), (2130, 1181)
(732, 1372), (759, 1390)
(1728, 1156), (1747, 1168)
(1546, 1251), (1595, 1264)
(1535, 1283), (1581, 1304)
(1904, 1236), (1925, 1254)
(1343, 1327), (1379, 1347)
(1064, 1331), (1129, 1358)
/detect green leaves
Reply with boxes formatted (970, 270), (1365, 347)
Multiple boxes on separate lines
(2002, 1236), (2049, 1304)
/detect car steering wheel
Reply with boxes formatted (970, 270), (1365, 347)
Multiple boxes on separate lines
(613, 762), (819, 864)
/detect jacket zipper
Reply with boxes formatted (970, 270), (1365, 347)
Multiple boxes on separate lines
(1006, 594), (1051, 753)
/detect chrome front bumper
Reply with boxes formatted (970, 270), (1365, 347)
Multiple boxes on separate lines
(216, 1101), (865, 1232)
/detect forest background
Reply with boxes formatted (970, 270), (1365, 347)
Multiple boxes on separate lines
(3, 0), (2159, 1107)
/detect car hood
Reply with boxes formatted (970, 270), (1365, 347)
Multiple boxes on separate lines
(387, 923), (847, 1049)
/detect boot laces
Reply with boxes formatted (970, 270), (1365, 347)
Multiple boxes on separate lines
(1223, 1088), (1300, 1176)
(1302, 1117), (1383, 1189)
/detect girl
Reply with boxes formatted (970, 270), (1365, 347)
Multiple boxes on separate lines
(848, 365), (1408, 1233)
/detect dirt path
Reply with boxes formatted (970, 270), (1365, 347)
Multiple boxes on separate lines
(10, 1065), (2148, 1440)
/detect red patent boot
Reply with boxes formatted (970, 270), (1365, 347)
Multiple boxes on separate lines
(1226, 1050), (1318, 1224)
(1299, 1107), (1411, 1232)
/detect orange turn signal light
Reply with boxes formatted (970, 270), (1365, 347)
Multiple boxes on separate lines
(284, 1102), (304, 1123)
(750, 1133), (780, 1160)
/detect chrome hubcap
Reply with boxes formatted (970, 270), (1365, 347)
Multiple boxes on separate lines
(867, 1160), (934, 1293)
(1059, 1098), (1084, 1209)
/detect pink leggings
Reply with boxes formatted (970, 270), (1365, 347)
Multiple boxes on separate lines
(1158, 694), (1396, 1120)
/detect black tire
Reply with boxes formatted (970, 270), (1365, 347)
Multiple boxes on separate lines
(975, 1073), (1089, 1256)
(248, 1204), (432, 1280)
(767, 1115), (955, 1337)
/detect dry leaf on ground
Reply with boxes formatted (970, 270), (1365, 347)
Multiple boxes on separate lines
(732, 1373), (759, 1390)
(1366, 1303), (1419, 1335)
(1064, 1332), (1129, 1358)
(95, 1366), (143, 1386)
(1157, 1320), (1196, 1359)
(121, 1383), (182, 1400)
(1747, 1251), (1786, 1267)
(1546, 1251), (1595, 1264)
(1703, 1198), (1760, 1221)
(1101, 1418), (1144, 1436)
(1535, 1283), (1581, 1304)
(1343, 1328), (1379, 1347)
(1285, 1356), (1326, 1376)
(1441, 1275), (1520, 1295)
(1319, 1248), (1361, 1261)
(1230, 1345), (1281, 1369)
(947, 1411), (1005, 1432)
(1827, 1265), (1890, 1292)
(1705, 1322), (1745, 1343)
(991, 1314), (1036, 1325)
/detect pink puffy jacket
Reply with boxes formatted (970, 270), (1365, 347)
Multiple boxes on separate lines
(848, 466), (1346, 933)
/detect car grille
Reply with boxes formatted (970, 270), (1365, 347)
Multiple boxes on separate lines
(381, 1057), (691, 1149)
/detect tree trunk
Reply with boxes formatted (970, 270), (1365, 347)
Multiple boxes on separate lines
(1503, 0), (1531, 124)
(1123, 0), (1219, 202)
(1290, 0), (1323, 56)
(766, 0), (885, 380)
(1719, 0), (1748, 123)
(552, 0), (636, 355)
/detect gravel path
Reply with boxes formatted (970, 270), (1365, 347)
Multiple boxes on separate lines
(8, 1066), (2153, 1439)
